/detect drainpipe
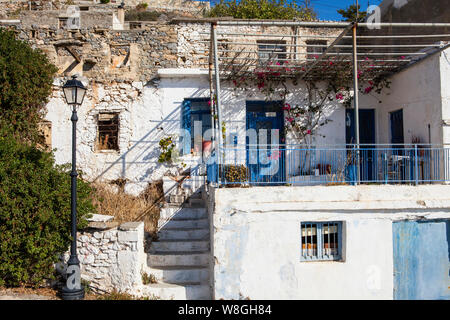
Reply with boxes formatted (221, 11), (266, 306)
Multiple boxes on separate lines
(212, 22), (223, 183)
(209, 23), (216, 149)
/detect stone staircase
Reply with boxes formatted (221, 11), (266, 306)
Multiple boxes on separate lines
(142, 190), (211, 300)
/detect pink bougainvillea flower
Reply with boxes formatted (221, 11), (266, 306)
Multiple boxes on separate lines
(283, 103), (291, 111)
(313, 55), (319, 59)
(365, 57), (370, 61)
(368, 80), (374, 86)
(329, 61), (334, 66)
(286, 117), (294, 123)
(307, 129), (311, 135)
(336, 93), (344, 100)
(268, 150), (281, 160)
(364, 86), (373, 94)
(284, 60), (289, 65)
(400, 56), (406, 60)
(207, 100), (211, 106)
(257, 81), (265, 89)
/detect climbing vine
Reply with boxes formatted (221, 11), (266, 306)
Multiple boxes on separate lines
(222, 49), (392, 143)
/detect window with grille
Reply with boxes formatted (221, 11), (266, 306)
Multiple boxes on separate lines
(301, 221), (342, 261)
(257, 40), (287, 63)
(306, 40), (327, 59)
(97, 113), (119, 151)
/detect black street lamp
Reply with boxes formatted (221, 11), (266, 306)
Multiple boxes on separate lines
(61, 75), (87, 300)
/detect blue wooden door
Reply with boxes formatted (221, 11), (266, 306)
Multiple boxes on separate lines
(246, 101), (285, 185)
(393, 220), (450, 300)
(346, 109), (376, 181)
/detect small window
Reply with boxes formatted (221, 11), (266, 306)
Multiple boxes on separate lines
(58, 17), (68, 30)
(97, 113), (119, 151)
(301, 221), (342, 261)
(257, 40), (286, 63)
(306, 40), (327, 59)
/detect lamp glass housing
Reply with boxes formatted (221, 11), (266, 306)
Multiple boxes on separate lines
(62, 76), (87, 106)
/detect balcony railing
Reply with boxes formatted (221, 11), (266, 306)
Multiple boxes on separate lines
(206, 144), (450, 186)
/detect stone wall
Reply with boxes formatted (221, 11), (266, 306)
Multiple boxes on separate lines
(57, 221), (148, 295)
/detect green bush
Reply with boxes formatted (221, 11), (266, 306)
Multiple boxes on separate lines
(0, 29), (57, 145)
(125, 9), (161, 21)
(220, 164), (248, 186)
(100, 0), (110, 4)
(204, 0), (317, 20)
(0, 135), (95, 287)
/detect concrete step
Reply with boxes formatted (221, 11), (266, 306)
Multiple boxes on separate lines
(145, 266), (210, 284)
(158, 218), (208, 229)
(149, 240), (210, 253)
(159, 207), (207, 220)
(148, 252), (210, 267)
(157, 228), (209, 241)
(141, 282), (211, 300)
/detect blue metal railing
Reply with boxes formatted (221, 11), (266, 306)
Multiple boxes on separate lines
(206, 144), (450, 186)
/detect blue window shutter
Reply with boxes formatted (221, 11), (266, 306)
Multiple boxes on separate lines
(182, 99), (191, 155)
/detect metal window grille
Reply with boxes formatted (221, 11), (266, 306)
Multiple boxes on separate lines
(256, 40), (287, 62)
(301, 221), (342, 261)
(97, 113), (119, 151)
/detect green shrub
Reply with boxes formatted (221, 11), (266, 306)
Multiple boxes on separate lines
(125, 9), (161, 21)
(204, 0), (317, 20)
(220, 164), (248, 186)
(136, 3), (148, 11)
(100, 0), (110, 4)
(0, 29), (57, 145)
(0, 135), (95, 287)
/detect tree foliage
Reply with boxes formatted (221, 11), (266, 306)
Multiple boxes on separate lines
(204, 0), (317, 21)
(0, 28), (57, 144)
(0, 134), (94, 287)
(337, 4), (367, 22)
(0, 28), (95, 287)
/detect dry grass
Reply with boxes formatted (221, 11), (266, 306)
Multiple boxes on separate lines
(91, 180), (164, 237)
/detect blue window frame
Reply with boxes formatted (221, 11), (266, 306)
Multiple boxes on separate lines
(300, 221), (342, 261)
(181, 98), (212, 155)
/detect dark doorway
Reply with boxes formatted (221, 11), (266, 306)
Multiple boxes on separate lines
(346, 109), (376, 181)
(390, 109), (404, 146)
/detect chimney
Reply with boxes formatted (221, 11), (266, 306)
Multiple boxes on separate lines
(112, 1), (125, 30)
(118, 1), (125, 26)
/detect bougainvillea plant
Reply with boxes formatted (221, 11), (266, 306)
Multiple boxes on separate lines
(222, 49), (392, 143)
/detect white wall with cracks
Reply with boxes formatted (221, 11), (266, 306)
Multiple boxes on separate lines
(208, 184), (450, 300)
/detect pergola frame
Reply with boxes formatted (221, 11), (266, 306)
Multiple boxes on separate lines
(205, 19), (450, 184)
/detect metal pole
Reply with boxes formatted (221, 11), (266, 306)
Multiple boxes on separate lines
(61, 106), (84, 300)
(212, 23), (223, 184)
(352, 23), (361, 184)
(209, 24), (216, 151)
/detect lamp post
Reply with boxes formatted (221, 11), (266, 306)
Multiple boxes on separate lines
(61, 75), (87, 300)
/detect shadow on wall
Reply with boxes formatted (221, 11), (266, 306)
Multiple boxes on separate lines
(92, 86), (210, 185)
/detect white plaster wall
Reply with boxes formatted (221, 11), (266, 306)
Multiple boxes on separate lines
(210, 185), (450, 300)
(439, 48), (450, 145)
(359, 49), (448, 145)
(46, 72), (346, 194)
(45, 74), (211, 195)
